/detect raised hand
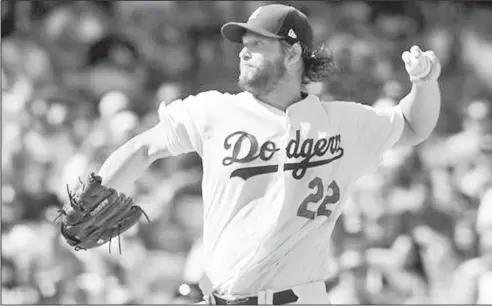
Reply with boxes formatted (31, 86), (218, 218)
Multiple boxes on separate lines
(402, 45), (442, 83)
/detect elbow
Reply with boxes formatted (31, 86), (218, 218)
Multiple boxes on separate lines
(130, 135), (155, 166)
(414, 126), (436, 144)
(400, 113), (438, 146)
(410, 125), (437, 146)
(417, 117), (439, 142)
(133, 133), (170, 163)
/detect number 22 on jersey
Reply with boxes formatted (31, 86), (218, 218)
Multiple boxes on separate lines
(297, 177), (340, 220)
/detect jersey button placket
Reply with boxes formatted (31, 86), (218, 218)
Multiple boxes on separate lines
(282, 115), (294, 177)
(277, 116), (289, 172)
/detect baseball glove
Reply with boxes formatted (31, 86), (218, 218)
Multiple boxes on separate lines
(55, 172), (149, 254)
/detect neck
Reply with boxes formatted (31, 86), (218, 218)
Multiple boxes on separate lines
(256, 80), (303, 112)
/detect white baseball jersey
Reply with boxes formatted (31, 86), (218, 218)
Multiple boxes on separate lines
(157, 90), (404, 297)
(478, 271), (492, 304)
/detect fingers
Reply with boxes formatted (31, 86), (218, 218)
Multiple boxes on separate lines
(404, 46), (438, 63)
(401, 51), (411, 64)
(157, 101), (168, 120)
(158, 100), (167, 109)
(410, 45), (422, 58)
(402, 45), (424, 63)
(402, 46), (440, 81)
(424, 50), (437, 62)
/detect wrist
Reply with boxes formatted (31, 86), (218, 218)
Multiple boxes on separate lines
(411, 78), (439, 87)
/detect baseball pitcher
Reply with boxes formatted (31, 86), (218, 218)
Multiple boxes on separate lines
(57, 4), (442, 305)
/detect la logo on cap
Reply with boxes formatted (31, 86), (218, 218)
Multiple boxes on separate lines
(288, 29), (297, 39)
(249, 6), (262, 21)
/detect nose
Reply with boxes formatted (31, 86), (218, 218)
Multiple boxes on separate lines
(239, 47), (251, 61)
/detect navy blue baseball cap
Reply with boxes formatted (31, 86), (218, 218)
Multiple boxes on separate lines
(221, 4), (314, 52)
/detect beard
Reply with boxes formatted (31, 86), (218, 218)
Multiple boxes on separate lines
(238, 56), (286, 97)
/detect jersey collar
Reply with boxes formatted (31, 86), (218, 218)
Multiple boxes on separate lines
(248, 91), (322, 116)
(285, 93), (321, 116)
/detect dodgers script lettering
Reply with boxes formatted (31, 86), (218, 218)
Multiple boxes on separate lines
(222, 130), (344, 180)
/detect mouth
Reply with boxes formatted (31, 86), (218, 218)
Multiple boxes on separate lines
(241, 63), (255, 69)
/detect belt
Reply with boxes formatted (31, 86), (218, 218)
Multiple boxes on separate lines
(212, 289), (298, 305)
(211, 277), (339, 305)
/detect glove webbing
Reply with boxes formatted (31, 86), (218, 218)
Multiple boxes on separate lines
(53, 181), (86, 224)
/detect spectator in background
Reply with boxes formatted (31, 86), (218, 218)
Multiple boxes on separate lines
(448, 100), (492, 206)
(373, 80), (404, 109)
(447, 100), (492, 161)
(40, 1), (111, 71)
(83, 34), (147, 100)
(446, 188), (492, 304)
(61, 90), (140, 195)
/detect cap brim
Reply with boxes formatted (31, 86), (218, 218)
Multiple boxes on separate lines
(221, 22), (283, 43)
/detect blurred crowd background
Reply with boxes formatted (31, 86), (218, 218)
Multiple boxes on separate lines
(2, 0), (492, 304)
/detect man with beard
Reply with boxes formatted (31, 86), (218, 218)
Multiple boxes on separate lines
(80, 4), (442, 304)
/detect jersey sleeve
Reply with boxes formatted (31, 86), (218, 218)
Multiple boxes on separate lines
(156, 90), (224, 156)
(352, 103), (404, 176)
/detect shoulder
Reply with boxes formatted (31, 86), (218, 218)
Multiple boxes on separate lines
(319, 99), (371, 122)
(178, 90), (255, 110)
(455, 257), (490, 280)
(319, 99), (361, 107)
(320, 99), (371, 112)
(321, 99), (402, 121)
(179, 90), (235, 106)
(158, 90), (248, 129)
(161, 90), (242, 116)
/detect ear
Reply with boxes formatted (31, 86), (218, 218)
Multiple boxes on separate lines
(285, 43), (303, 66)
